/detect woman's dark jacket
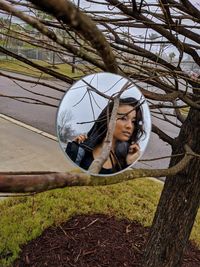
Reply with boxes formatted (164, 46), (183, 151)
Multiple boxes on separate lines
(65, 141), (119, 174)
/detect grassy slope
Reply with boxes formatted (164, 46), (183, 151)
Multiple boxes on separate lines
(0, 59), (82, 78)
(0, 179), (199, 266)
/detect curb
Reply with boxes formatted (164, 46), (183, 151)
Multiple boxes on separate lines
(0, 114), (57, 141)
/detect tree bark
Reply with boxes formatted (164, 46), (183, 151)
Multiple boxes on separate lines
(143, 105), (200, 266)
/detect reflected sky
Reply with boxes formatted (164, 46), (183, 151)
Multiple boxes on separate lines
(57, 72), (152, 153)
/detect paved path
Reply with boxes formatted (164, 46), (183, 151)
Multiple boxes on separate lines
(0, 114), (75, 172)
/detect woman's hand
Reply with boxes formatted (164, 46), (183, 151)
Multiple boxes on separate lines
(73, 134), (87, 144)
(126, 143), (140, 165)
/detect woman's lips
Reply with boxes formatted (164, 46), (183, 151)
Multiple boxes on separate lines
(122, 131), (131, 137)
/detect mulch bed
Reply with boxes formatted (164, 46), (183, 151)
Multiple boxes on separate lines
(14, 214), (200, 267)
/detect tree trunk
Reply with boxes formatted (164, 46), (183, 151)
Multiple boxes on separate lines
(143, 106), (200, 267)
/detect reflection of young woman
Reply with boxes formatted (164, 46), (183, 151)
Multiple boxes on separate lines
(66, 97), (144, 174)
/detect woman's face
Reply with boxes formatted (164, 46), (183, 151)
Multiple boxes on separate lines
(113, 104), (136, 142)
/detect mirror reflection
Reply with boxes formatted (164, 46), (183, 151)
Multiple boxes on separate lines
(56, 72), (151, 176)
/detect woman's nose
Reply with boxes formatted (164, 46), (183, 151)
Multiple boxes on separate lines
(126, 120), (133, 129)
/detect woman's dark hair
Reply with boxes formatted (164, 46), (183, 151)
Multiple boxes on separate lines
(81, 97), (145, 170)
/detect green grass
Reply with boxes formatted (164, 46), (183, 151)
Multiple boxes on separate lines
(0, 179), (199, 266)
(0, 59), (83, 79)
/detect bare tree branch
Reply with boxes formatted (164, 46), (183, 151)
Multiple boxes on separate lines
(0, 145), (195, 193)
(152, 124), (174, 145)
(28, 0), (118, 73)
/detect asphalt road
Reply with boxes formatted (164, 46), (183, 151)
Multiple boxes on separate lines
(0, 71), (68, 135)
(0, 71), (181, 172)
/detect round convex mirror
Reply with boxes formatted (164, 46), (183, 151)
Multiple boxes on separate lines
(56, 72), (151, 176)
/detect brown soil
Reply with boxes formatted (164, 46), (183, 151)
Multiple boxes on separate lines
(14, 214), (200, 267)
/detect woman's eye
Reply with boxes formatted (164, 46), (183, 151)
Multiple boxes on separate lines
(118, 116), (135, 124)
(121, 116), (127, 121)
